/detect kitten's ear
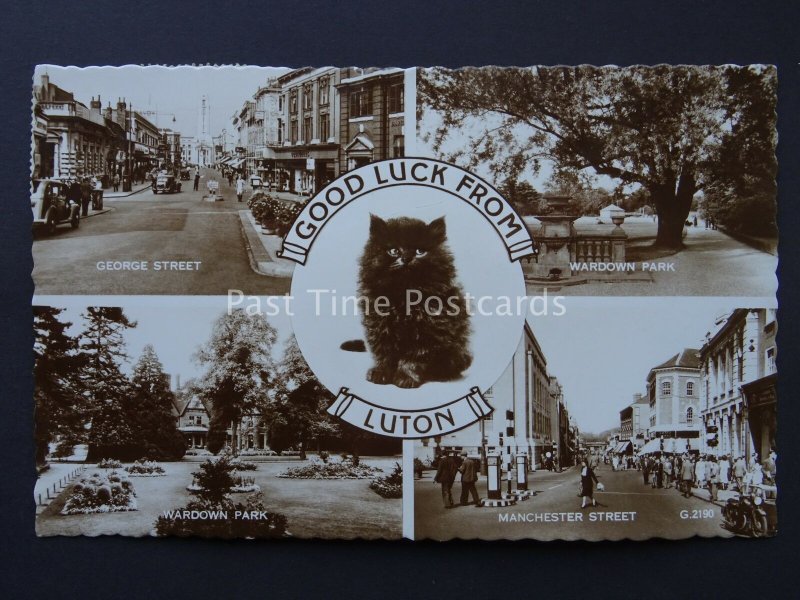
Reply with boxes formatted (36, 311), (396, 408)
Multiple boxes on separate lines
(428, 216), (447, 243)
(369, 214), (388, 237)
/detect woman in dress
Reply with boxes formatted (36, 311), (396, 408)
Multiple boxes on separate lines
(580, 459), (599, 508)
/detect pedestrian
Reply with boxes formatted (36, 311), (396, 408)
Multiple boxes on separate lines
(695, 455), (706, 490)
(236, 175), (245, 202)
(112, 172), (120, 192)
(693, 215), (698, 227)
(228, 172), (234, 186)
(663, 456), (673, 488)
(642, 456), (651, 485)
(458, 453), (480, 506)
(680, 455), (694, 498)
(762, 450), (777, 484)
(433, 452), (458, 509)
(708, 457), (720, 502)
(655, 457), (664, 488)
(733, 455), (747, 492)
(719, 455), (730, 490)
(91, 175), (103, 210)
(80, 177), (91, 217)
(579, 459), (598, 508)
(194, 170), (200, 191)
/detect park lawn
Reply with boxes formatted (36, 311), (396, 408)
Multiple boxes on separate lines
(36, 458), (402, 539)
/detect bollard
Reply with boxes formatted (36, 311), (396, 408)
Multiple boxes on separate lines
(38, 494), (42, 506)
(46, 489), (50, 500)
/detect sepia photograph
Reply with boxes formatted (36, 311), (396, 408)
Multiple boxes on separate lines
(31, 65), (409, 295)
(414, 299), (778, 541)
(417, 66), (778, 297)
(33, 301), (402, 539)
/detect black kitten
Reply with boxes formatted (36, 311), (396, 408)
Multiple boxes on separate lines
(344, 215), (472, 389)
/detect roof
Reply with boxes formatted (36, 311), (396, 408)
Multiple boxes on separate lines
(339, 67), (403, 85)
(651, 348), (701, 372)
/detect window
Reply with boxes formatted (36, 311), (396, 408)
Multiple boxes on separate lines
(766, 347), (776, 373)
(279, 96), (284, 111)
(319, 77), (330, 105)
(303, 116), (313, 142)
(661, 380), (672, 396)
(686, 407), (694, 426)
(319, 113), (330, 141)
(388, 82), (404, 113)
(303, 84), (313, 110)
(350, 87), (372, 118)
(393, 135), (404, 158)
(686, 382), (694, 396)
(277, 119), (283, 144)
(290, 119), (298, 144)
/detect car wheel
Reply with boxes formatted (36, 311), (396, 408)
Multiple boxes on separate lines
(46, 213), (56, 235)
(71, 213), (80, 228)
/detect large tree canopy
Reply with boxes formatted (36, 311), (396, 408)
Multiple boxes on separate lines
(419, 65), (777, 247)
(194, 310), (277, 455)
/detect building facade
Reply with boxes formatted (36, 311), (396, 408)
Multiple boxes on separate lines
(416, 321), (558, 471)
(645, 348), (702, 443)
(700, 309), (777, 461)
(618, 393), (649, 452)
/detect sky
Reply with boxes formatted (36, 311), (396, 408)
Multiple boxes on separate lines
(528, 298), (745, 434)
(50, 301), (294, 385)
(35, 65), (290, 139)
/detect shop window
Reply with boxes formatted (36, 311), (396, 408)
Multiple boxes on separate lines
(319, 113), (330, 141)
(388, 82), (404, 113)
(303, 116), (313, 142)
(319, 77), (330, 105)
(350, 87), (372, 118)
(393, 135), (404, 158)
(661, 380), (672, 396)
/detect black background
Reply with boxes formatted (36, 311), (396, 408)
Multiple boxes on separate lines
(1, 1), (798, 598)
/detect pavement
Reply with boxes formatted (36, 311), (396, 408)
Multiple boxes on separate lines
(414, 463), (736, 541)
(32, 167), (292, 295)
(239, 210), (295, 278)
(525, 216), (777, 297)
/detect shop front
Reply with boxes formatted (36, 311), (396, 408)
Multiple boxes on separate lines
(271, 145), (339, 196)
(742, 373), (777, 461)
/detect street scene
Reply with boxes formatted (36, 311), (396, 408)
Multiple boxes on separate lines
(414, 300), (777, 541)
(34, 303), (402, 538)
(31, 65), (407, 295)
(417, 65), (778, 297)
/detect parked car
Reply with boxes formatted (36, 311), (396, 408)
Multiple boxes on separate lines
(153, 172), (182, 194)
(31, 179), (80, 234)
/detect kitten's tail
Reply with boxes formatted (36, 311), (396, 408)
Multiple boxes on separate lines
(340, 339), (367, 352)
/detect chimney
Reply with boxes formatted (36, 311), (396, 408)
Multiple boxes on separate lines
(40, 73), (50, 94)
(104, 102), (113, 120)
(90, 95), (101, 111)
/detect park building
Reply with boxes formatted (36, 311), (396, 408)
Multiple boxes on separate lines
(699, 309), (777, 461)
(416, 320), (560, 471)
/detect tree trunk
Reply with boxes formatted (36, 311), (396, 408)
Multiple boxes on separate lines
(651, 174), (696, 249)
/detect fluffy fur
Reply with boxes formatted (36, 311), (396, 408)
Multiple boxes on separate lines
(350, 215), (472, 389)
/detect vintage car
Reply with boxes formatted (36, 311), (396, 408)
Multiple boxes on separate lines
(153, 172), (182, 194)
(31, 179), (80, 234)
(180, 167), (191, 181)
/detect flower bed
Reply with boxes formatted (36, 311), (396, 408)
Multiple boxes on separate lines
(187, 474), (260, 494)
(61, 471), (137, 515)
(239, 448), (278, 457)
(96, 458), (122, 469)
(248, 192), (303, 237)
(278, 457), (382, 480)
(125, 459), (166, 477)
(370, 462), (403, 498)
(229, 458), (258, 471)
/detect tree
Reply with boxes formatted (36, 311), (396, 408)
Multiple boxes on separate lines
(497, 179), (541, 216)
(268, 335), (339, 458)
(80, 307), (138, 461)
(419, 65), (777, 248)
(129, 344), (186, 460)
(33, 307), (87, 464)
(194, 310), (277, 456)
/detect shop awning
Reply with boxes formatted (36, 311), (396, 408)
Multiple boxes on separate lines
(637, 439), (661, 455)
(637, 437), (698, 455)
(218, 156), (233, 165)
(614, 440), (632, 453)
(228, 158), (244, 169)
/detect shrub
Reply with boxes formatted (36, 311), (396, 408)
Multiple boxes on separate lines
(125, 459), (166, 476)
(248, 192), (303, 236)
(319, 451), (330, 464)
(370, 463), (403, 499)
(61, 471), (137, 515)
(97, 458), (122, 469)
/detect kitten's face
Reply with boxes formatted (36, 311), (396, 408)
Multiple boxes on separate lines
(364, 215), (449, 277)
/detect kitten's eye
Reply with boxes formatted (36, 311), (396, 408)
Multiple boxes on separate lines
(387, 248), (400, 257)
(415, 249), (427, 257)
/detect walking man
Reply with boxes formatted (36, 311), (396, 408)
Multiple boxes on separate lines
(236, 175), (245, 202)
(708, 457), (720, 502)
(193, 169), (200, 191)
(458, 453), (480, 506)
(434, 453), (458, 509)
(680, 455), (694, 498)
